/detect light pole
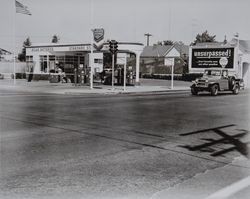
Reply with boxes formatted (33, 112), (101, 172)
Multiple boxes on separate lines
(90, 0), (94, 89)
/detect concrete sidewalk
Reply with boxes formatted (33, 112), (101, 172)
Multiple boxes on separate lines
(151, 156), (250, 199)
(0, 79), (191, 95)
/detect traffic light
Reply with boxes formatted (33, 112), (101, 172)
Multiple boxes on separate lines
(109, 40), (118, 54)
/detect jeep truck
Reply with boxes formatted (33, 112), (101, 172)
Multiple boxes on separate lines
(190, 68), (244, 96)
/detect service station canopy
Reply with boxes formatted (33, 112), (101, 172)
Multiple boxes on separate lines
(26, 42), (144, 55)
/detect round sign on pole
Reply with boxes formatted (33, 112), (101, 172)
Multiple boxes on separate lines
(219, 57), (228, 68)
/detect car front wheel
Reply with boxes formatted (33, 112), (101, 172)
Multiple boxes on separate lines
(191, 87), (198, 95)
(211, 84), (218, 96)
(232, 84), (239, 95)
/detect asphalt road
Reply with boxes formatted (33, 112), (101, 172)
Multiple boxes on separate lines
(0, 89), (250, 199)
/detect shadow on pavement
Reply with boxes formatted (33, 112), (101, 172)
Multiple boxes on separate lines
(179, 124), (250, 158)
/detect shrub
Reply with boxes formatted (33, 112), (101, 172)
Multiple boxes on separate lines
(182, 73), (203, 81)
(141, 73), (203, 81)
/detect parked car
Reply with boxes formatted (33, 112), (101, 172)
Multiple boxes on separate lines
(190, 68), (244, 96)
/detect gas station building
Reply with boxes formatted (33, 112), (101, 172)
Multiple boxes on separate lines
(26, 42), (144, 84)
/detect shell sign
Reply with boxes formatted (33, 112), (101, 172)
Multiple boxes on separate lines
(93, 28), (104, 50)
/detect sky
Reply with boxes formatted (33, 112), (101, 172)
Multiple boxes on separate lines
(0, 0), (250, 53)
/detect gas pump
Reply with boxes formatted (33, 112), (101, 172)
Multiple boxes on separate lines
(127, 66), (134, 85)
(74, 68), (77, 86)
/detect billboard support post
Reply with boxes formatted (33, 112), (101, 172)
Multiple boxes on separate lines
(123, 54), (127, 91)
(171, 62), (174, 89)
(112, 53), (115, 90)
(166, 57), (175, 89)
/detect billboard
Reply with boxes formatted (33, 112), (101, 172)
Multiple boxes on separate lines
(191, 47), (234, 69)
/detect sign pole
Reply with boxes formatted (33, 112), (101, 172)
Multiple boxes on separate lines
(112, 53), (115, 91)
(123, 54), (127, 91)
(171, 62), (174, 89)
(90, 32), (93, 89)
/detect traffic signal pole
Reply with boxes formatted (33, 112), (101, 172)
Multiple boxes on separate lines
(109, 40), (118, 91)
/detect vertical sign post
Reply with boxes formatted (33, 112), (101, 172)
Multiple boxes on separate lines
(112, 53), (115, 90)
(90, 37), (93, 89)
(13, 8), (16, 85)
(165, 57), (175, 89)
(123, 54), (127, 91)
(171, 61), (174, 89)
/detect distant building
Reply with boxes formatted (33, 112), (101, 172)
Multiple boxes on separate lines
(140, 43), (189, 76)
(0, 48), (26, 76)
(189, 39), (250, 88)
(0, 48), (13, 61)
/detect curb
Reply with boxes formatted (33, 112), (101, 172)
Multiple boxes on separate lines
(64, 89), (190, 96)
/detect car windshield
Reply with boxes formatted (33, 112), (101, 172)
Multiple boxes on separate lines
(204, 70), (221, 76)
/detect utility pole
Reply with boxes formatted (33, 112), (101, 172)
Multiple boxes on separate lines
(144, 33), (152, 46)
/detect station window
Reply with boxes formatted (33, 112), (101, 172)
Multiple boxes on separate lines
(49, 55), (55, 61)
(80, 56), (84, 64)
(26, 56), (33, 72)
(48, 56), (56, 72)
(56, 56), (65, 64)
(94, 59), (103, 64)
(65, 55), (84, 66)
(26, 56), (33, 62)
(40, 55), (48, 73)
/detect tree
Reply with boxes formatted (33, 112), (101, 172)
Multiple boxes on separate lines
(153, 40), (174, 46)
(163, 40), (174, 45)
(193, 30), (216, 45)
(18, 37), (31, 61)
(157, 41), (163, 46)
(177, 41), (184, 46)
(52, 34), (60, 43)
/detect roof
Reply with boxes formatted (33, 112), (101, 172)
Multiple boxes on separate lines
(174, 43), (189, 56)
(0, 48), (12, 54)
(140, 45), (174, 57)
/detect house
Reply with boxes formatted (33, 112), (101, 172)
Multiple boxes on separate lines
(0, 48), (13, 61)
(140, 43), (189, 76)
